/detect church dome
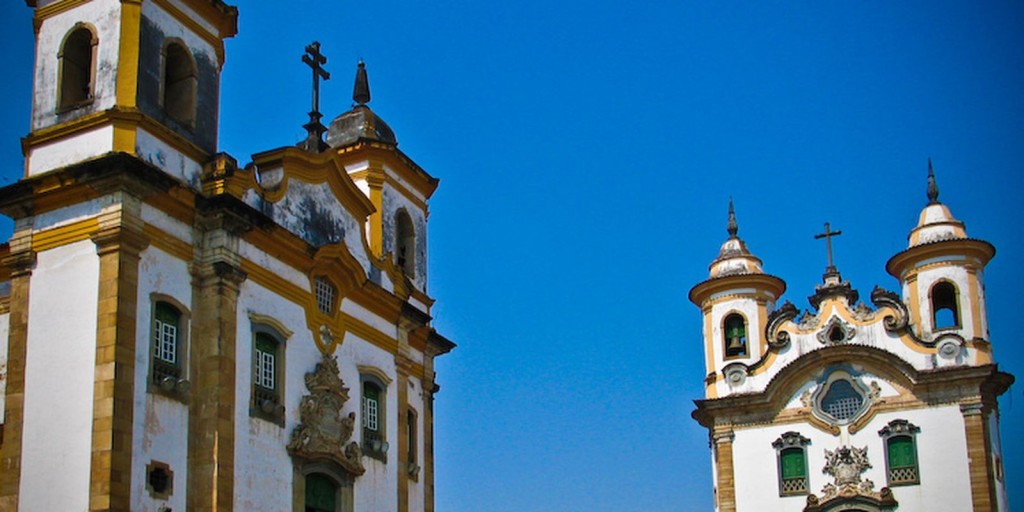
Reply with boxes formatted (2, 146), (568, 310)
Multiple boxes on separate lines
(708, 201), (765, 278)
(326, 105), (397, 147)
(325, 60), (398, 148)
(907, 161), (967, 248)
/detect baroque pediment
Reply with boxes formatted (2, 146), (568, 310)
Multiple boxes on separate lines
(287, 354), (365, 476)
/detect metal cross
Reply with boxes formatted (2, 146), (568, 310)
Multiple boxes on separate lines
(303, 41), (330, 116)
(301, 42), (330, 152)
(814, 222), (842, 271)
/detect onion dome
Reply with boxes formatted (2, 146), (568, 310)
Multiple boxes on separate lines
(906, 159), (967, 248)
(708, 200), (765, 278)
(326, 61), (398, 148)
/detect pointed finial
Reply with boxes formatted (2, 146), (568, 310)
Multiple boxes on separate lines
(727, 198), (738, 237)
(353, 60), (371, 106)
(926, 158), (940, 204)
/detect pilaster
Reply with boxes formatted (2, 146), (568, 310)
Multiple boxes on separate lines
(0, 221), (36, 512)
(712, 428), (736, 512)
(961, 402), (996, 511)
(187, 209), (248, 512)
(396, 356), (412, 512)
(89, 204), (149, 512)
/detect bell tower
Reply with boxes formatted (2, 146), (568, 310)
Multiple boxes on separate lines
(23, 0), (237, 183)
(689, 201), (786, 398)
(886, 162), (996, 364)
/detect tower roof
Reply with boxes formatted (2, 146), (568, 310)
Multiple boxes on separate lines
(907, 161), (967, 248)
(326, 61), (398, 148)
(707, 200), (766, 278)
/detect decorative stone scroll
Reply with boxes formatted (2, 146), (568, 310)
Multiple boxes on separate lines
(287, 354), (365, 476)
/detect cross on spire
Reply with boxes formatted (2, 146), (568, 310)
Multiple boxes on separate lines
(300, 41), (330, 153)
(814, 222), (842, 274)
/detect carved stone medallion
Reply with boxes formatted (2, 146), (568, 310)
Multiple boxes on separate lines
(287, 354), (365, 476)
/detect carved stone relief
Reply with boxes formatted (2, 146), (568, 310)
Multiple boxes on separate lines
(287, 354), (365, 476)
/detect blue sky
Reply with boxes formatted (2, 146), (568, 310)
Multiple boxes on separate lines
(2, 1), (1023, 510)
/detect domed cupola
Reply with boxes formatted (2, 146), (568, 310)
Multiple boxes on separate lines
(708, 200), (767, 278)
(886, 161), (995, 347)
(326, 61), (398, 148)
(690, 201), (786, 397)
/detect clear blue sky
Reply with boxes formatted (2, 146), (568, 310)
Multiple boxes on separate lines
(2, 1), (1023, 510)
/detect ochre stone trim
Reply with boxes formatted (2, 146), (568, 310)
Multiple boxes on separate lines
(961, 403), (997, 511)
(396, 358), (411, 512)
(90, 224), (149, 511)
(0, 249), (35, 511)
(713, 429), (737, 512)
(32, 217), (99, 252)
(187, 261), (246, 512)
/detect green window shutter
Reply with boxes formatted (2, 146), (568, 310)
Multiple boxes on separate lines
(154, 302), (179, 325)
(255, 333), (276, 353)
(888, 436), (916, 468)
(780, 448), (806, 479)
(305, 473), (338, 511)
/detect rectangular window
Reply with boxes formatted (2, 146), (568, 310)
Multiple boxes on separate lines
(363, 394), (379, 432)
(315, 277), (336, 315)
(151, 301), (185, 396)
(255, 336), (276, 390)
(251, 329), (285, 425)
(887, 436), (919, 484)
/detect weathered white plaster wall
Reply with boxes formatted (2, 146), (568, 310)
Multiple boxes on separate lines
(731, 404), (972, 512)
(709, 297), (761, 397)
(20, 241), (99, 512)
(141, 203), (194, 245)
(131, 246), (193, 512)
(34, 197), (106, 231)
(135, 127), (204, 187)
(31, 0), (122, 131)
(141, 0), (217, 64)
(233, 281), (312, 512)
(27, 125), (114, 176)
(341, 298), (397, 339)
(381, 185), (428, 291)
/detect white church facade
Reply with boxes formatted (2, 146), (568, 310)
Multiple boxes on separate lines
(0, 1), (454, 511)
(690, 171), (1012, 512)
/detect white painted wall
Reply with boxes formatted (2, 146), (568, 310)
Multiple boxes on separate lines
(31, 0), (122, 131)
(131, 246), (193, 512)
(27, 125), (115, 176)
(20, 241), (99, 512)
(135, 127), (204, 187)
(731, 404), (973, 512)
(141, 0), (218, 66)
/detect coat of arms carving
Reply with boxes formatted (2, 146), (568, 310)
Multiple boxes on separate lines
(287, 354), (365, 476)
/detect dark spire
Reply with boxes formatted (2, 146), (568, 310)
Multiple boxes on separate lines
(353, 60), (371, 106)
(927, 158), (940, 204)
(726, 198), (738, 238)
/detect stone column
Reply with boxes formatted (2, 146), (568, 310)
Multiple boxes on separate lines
(961, 402), (996, 511)
(187, 211), (248, 512)
(0, 220), (35, 511)
(89, 206), (149, 512)
(712, 428), (737, 512)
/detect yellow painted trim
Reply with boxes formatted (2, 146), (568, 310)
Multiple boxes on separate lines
(967, 270), (984, 339)
(367, 166), (385, 258)
(357, 364), (394, 386)
(32, 0), (92, 25)
(240, 258), (309, 307)
(112, 121), (137, 154)
(335, 143), (439, 199)
(143, 223), (193, 261)
(116, 0), (142, 108)
(757, 301), (768, 357)
(343, 312), (399, 354)
(32, 218), (99, 252)
(350, 168), (430, 212)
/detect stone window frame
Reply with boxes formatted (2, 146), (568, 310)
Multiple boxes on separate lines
(773, 431), (811, 497)
(929, 279), (961, 331)
(722, 311), (749, 359)
(406, 406), (420, 481)
(56, 23), (98, 112)
(359, 367), (392, 463)
(145, 460), (174, 500)
(810, 369), (871, 427)
(394, 208), (416, 277)
(248, 313), (292, 426)
(148, 294), (191, 402)
(159, 38), (198, 129)
(878, 419), (921, 486)
(292, 461), (354, 512)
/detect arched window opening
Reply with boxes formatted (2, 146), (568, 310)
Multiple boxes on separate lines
(304, 473), (338, 512)
(931, 281), (960, 329)
(723, 313), (747, 358)
(152, 301), (183, 386)
(361, 373), (389, 462)
(772, 432), (810, 496)
(820, 379), (864, 422)
(163, 42), (197, 127)
(395, 210), (416, 277)
(879, 419), (921, 486)
(406, 408), (420, 479)
(58, 26), (95, 109)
